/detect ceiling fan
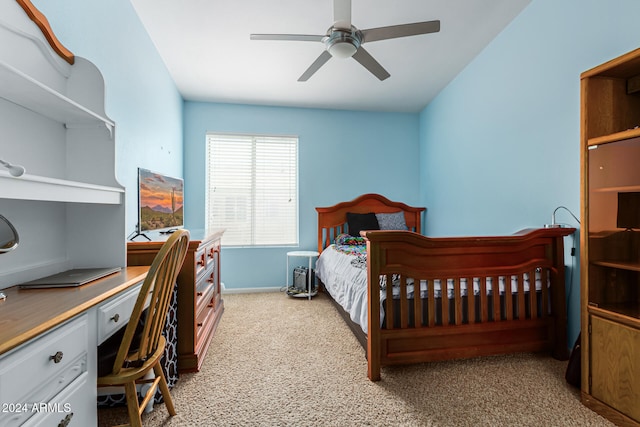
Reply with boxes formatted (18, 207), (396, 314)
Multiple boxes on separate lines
(250, 0), (440, 82)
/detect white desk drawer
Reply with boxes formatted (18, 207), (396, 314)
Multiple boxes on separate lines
(20, 370), (92, 427)
(97, 282), (142, 344)
(0, 314), (88, 425)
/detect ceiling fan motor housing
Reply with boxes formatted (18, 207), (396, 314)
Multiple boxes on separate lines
(325, 27), (362, 58)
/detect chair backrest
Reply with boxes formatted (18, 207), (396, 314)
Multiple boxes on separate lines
(110, 229), (190, 375)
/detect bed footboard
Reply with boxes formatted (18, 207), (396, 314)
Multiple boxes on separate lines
(363, 227), (575, 381)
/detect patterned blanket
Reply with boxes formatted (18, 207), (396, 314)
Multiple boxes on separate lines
(333, 234), (367, 269)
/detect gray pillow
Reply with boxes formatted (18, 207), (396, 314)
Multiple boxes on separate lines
(375, 211), (408, 230)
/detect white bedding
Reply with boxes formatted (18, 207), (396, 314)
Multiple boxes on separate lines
(315, 244), (545, 334)
(315, 245), (371, 332)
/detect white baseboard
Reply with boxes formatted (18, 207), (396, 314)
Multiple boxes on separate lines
(222, 286), (282, 294)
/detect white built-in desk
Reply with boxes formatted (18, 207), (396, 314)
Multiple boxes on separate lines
(0, 2), (142, 424)
(0, 266), (148, 426)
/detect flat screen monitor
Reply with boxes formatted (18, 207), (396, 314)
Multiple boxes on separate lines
(138, 168), (184, 233)
(617, 191), (640, 230)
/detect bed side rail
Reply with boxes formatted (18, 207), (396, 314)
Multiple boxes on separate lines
(363, 227), (575, 380)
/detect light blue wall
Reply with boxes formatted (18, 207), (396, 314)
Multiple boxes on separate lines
(32, 0), (184, 236)
(419, 0), (640, 345)
(29, 0), (421, 291)
(30, 0), (640, 346)
(184, 102), (420, 289)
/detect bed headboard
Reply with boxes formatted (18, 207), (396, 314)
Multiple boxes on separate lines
(315, 193), (426, 253)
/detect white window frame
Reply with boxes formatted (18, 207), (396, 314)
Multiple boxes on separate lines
(205, 133), (299, 248)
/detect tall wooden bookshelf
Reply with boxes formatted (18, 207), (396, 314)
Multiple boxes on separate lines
(580, 48), (640, 427)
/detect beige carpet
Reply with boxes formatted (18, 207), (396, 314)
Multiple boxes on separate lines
(99, 292), (613, 427)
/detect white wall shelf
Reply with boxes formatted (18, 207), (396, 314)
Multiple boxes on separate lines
(0, 60), (114, 136)
(0, 172), (123, 204)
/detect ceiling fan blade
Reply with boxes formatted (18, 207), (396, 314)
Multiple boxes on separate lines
(250, 34), (325, 42)
(361, 20), (440, 43)
(333, 0), (351, 30)
(298, 50), (332, 82)
(352, 47), (390, 81)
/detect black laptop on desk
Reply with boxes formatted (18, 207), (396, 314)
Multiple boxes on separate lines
(18, 267), (121, 289)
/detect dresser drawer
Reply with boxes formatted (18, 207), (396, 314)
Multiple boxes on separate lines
(194, 245), (208, 280)
(97, 282), (143, 343)
(206, 241), (219, 267)
(196, 268), (215, 310)
(0, 315), (88, 425)
(196, 298), (216, 344)
(195, 240), (219, 280)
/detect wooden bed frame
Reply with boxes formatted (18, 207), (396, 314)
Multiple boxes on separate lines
(316, 194), (575, 381)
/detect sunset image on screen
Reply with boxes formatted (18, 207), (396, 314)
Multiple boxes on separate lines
(139, 169), (184, 231)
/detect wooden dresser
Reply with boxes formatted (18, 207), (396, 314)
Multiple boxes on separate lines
(127, 229), (225, 373)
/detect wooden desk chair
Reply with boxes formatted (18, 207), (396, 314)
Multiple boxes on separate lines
(98, 229), (189, 427)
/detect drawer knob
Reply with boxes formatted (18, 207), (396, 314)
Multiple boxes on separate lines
(197, 322), (203, 327)
(197, 291), (203, 296)
(111, 313), (120, 322)
(58, 412), (73, 427)
(50, 351), (64, 364)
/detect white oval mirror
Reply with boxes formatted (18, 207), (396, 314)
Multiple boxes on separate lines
(0, 214), (19, 253)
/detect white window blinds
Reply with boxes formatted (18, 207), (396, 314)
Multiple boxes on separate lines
(206, 133), (299, 247)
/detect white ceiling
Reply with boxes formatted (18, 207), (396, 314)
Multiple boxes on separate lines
(130, 0), (530, 113)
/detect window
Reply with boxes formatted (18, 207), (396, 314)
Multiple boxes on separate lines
(206, 133), (298, 247)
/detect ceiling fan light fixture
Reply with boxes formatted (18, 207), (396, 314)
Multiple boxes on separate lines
(325, 28), (360, 59)
(328, 41), (357, 58)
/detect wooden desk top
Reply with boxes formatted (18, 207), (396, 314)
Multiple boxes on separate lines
(127, 228), (224, 251)
(0, 266), (149, 355)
